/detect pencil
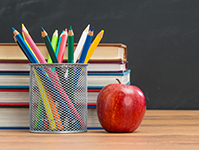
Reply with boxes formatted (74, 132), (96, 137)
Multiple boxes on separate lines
(47, 30), (58, 63)
(78, 27), (94, 63)
(68, 26), (74, 63)
(57, 28), (68, 63)
(46, 89), (63, 130)
(37, 102), (46, 130)
(67, 26), (75, 107)
(22, 30), (46, 63)
(13, 36), (31, 62)
(12, 27), (39, 63)
(41, 27), (58, 63)
(33, 98), (44, 129)
(55, 30), (64, 58)
(21, 24), (39, 63)
(84, 30), (104, 63)
(74, 24), (90, 63)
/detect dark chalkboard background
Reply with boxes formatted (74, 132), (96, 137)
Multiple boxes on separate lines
(0, 0), (199, 109)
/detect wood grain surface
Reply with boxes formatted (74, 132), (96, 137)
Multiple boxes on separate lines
(0, 110), (199, 150)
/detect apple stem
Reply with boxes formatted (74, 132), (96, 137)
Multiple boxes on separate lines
(116, 78), (121, 84)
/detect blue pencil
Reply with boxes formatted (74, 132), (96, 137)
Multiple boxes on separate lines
(51, 30), (64, 73)
(78, 27), (94, 63)
(55, 30), (64, 58)
(12, 27), (39, 63)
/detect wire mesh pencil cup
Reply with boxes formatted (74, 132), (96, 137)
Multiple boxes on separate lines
(29, 63), (88, 133)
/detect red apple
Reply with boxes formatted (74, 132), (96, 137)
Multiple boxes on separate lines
(97, 80), (146, 133)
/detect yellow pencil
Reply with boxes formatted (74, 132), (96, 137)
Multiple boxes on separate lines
(84, 30), (104, 63)
(34, 69), (57, 130)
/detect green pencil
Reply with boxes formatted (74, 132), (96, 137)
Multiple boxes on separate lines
(68, 26), (74, 63)
(41, 27), (58, 63)
(67, 26), (75, 106)
(47, 30), (58, 63)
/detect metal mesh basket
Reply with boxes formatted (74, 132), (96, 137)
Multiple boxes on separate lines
(29, 63), (88, 133)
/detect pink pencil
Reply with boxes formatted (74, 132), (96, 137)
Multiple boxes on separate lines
(22, 30), (46, 63)
(57, 28), (68, 63)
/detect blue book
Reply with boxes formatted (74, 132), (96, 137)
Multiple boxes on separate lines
(0, 69), (131, 89)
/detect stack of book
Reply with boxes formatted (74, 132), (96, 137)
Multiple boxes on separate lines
(0, 43), (130, 129)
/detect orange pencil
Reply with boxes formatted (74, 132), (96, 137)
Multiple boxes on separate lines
(46, 90), (63, 130)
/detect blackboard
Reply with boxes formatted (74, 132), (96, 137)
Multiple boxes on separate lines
(1, 0), (199, 109)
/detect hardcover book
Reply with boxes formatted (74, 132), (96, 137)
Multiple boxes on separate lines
(0, 43), (127, 62)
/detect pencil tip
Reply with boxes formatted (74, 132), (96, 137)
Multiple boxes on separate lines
(87, 24), (90, 29)
(90, 27), (94, 31)
(101, 30), (104, 33)
(12, 27), (16, 31)
(41, 27), (44, 31)
(22, 23), (24, 27)
(69, 26), (72, 30)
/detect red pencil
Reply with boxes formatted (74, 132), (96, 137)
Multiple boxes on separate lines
(57, 29), (68, 63)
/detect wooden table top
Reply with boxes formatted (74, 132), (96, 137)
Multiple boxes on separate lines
(0, 110), (199, 150)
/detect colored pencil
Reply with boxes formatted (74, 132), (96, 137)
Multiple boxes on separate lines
(74, 24), (90, 63)
(46, 89), (63, 130)
(18, 27), (51, 129)
(37, 102), (46, 130)
(67, 26), (75, 107)
(34, 69), (57, 130)
(12, 27), (38, 63)
(22, 30), (46, 63)
(33, 99), (44, 129)
(22, 25), (32, 48)
(41, 27), (58, 63)
(21, 24), (39, 62)
(68, 26), (74, 63)
(78, 27), (94, 63)
(13, 36), (31, 62)
(84, 30), (104, 63)
(57, 28), (68, 63)
(55, 30), (64, 58)
(47, 30), (58, 63)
